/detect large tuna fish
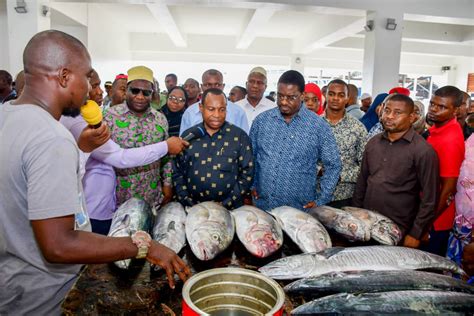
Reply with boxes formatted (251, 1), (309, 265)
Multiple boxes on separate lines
(285, 270), (474, 299)
(343, 206), (403, 245)
(291, 290), (474, 315)
(152, 202), (187, 257)
(270, 206), (331, 253)
(108, 197), (153, 269)
(259, 246), (465, 280)
(185, 202), (235, 261)
(232, 205), (283, 258)
(309, 206), (370, 241)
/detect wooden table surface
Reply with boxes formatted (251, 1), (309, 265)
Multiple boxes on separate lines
(61, 234), (359, 315)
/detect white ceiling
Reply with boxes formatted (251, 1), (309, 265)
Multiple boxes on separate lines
(49, 0), (474, 60)
(43, 0), (474, 87)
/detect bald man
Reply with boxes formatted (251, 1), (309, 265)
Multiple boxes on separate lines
(0, 30), (190, 314)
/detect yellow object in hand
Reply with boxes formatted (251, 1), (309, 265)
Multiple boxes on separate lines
(81, 100), (102, 127)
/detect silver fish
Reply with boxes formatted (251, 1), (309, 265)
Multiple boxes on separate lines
(270, 206), (331, 253)
(108, 197), (153, 269)
(152, 202), (187, 256)
(259, 246), (466, 280)
(185, 202), (235, 261)
(343, 206), (403, 245)
(285, 270), (474, 299)
(232, 205), (283, 258)
(309, 206), (370, 241)
(291, 290), (474, 315)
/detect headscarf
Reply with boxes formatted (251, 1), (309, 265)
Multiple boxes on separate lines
(304, 83), (324, 115)
(413, 100), (425, 134)
(360, 93), (389, 131)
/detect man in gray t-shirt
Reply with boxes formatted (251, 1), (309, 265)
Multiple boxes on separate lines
(0, 103), (91, 313)
(0, 30), (190, 315)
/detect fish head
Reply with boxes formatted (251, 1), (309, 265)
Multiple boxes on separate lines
(245, 225), (282, 258)
(299, 228), (330, 253)
(337, 216), (367, 240)
(259, 254), (325, 279)
(190, 224), (230, 261)
(259, 254), (321, 279)
(372, 221), (403, 245)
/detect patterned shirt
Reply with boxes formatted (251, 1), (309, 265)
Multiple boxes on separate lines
(323, 113), (367, 201)
(173, 122), (254, 209)
(367, 121), (384, 140)
(103, 102), (172, 209)
(250, 105), (342, 211)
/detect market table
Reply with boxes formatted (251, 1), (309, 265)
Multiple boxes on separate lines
(61, 234), (359, 315)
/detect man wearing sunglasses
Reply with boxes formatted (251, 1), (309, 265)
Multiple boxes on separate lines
(104, 66), (176, 209)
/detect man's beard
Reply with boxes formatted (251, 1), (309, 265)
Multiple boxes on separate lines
(62, 107), (81, 117)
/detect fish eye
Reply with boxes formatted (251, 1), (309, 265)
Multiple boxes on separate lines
(212, 234), (220, 241)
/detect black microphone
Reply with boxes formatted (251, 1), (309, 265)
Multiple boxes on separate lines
(182, 126), (205, 142)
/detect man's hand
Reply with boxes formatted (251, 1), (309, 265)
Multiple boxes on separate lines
(77, 124), (110, 153)
(403, 235), (421, 248)
(162, 185), (173, 206)
(167, 137), (189, 155)
(303, 201), (317, 209)
(147, 241), (191, 288)
(251, 188), (259, 200)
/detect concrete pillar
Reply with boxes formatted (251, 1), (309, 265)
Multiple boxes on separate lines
(290, 55), (305, 76)
(6, 0), (50, 75)
(362, 10), (403, 96)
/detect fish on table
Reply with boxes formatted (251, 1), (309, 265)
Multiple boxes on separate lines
(108, 197), (153, 269)
(309, 206), (370, 242)
(232, 205), (283, 258)
(270, 206), (331, 253)
(285, 270), (474, 299)
(259, 245), (466, 280)
(291, 290), (474, 315)
(185, 201), (235, 261)
(343, 206), (403, 245)
(152, 202), (187, 269)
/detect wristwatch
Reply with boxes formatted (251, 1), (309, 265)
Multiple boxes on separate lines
(131, 231), (152, 259)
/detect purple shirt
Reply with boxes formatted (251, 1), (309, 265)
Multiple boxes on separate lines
(60, 115), (168, 220)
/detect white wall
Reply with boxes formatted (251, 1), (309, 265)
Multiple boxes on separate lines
(0, 0), (9, 71)
(51, 25), (87, 47)
(452, 56), (474, 91)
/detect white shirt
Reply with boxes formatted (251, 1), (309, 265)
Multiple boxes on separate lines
(236, 96), (276, 127)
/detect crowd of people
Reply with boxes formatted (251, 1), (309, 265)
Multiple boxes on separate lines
(1, 29), (473, 313)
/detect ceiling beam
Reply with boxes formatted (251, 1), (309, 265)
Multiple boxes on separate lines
(236, 7), (276, 49)
(50, 2), (88, 26)
(146, 3), (187, 48)
(300, 17), (366, 54)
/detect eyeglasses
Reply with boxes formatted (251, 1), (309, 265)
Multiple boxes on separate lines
(168, 95), (186, 104)
(278, 93), (301, 102)
(129, 87), (153, 97)
(202, 83), (224, 89)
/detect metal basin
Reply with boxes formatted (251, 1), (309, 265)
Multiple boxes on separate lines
(182, 267), (285, 316)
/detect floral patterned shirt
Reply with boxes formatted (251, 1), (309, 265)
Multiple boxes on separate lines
(323, 113), (367, 201)
(104, 102), (172, 209)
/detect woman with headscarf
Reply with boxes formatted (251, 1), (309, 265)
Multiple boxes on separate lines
(161, 86), (188, 137)
(304, 83), (324, 115)
(360, 92), (389, 132)
(413, 100), (426, 135)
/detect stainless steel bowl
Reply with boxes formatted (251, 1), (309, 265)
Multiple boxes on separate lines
(182, 267), (285, 316)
